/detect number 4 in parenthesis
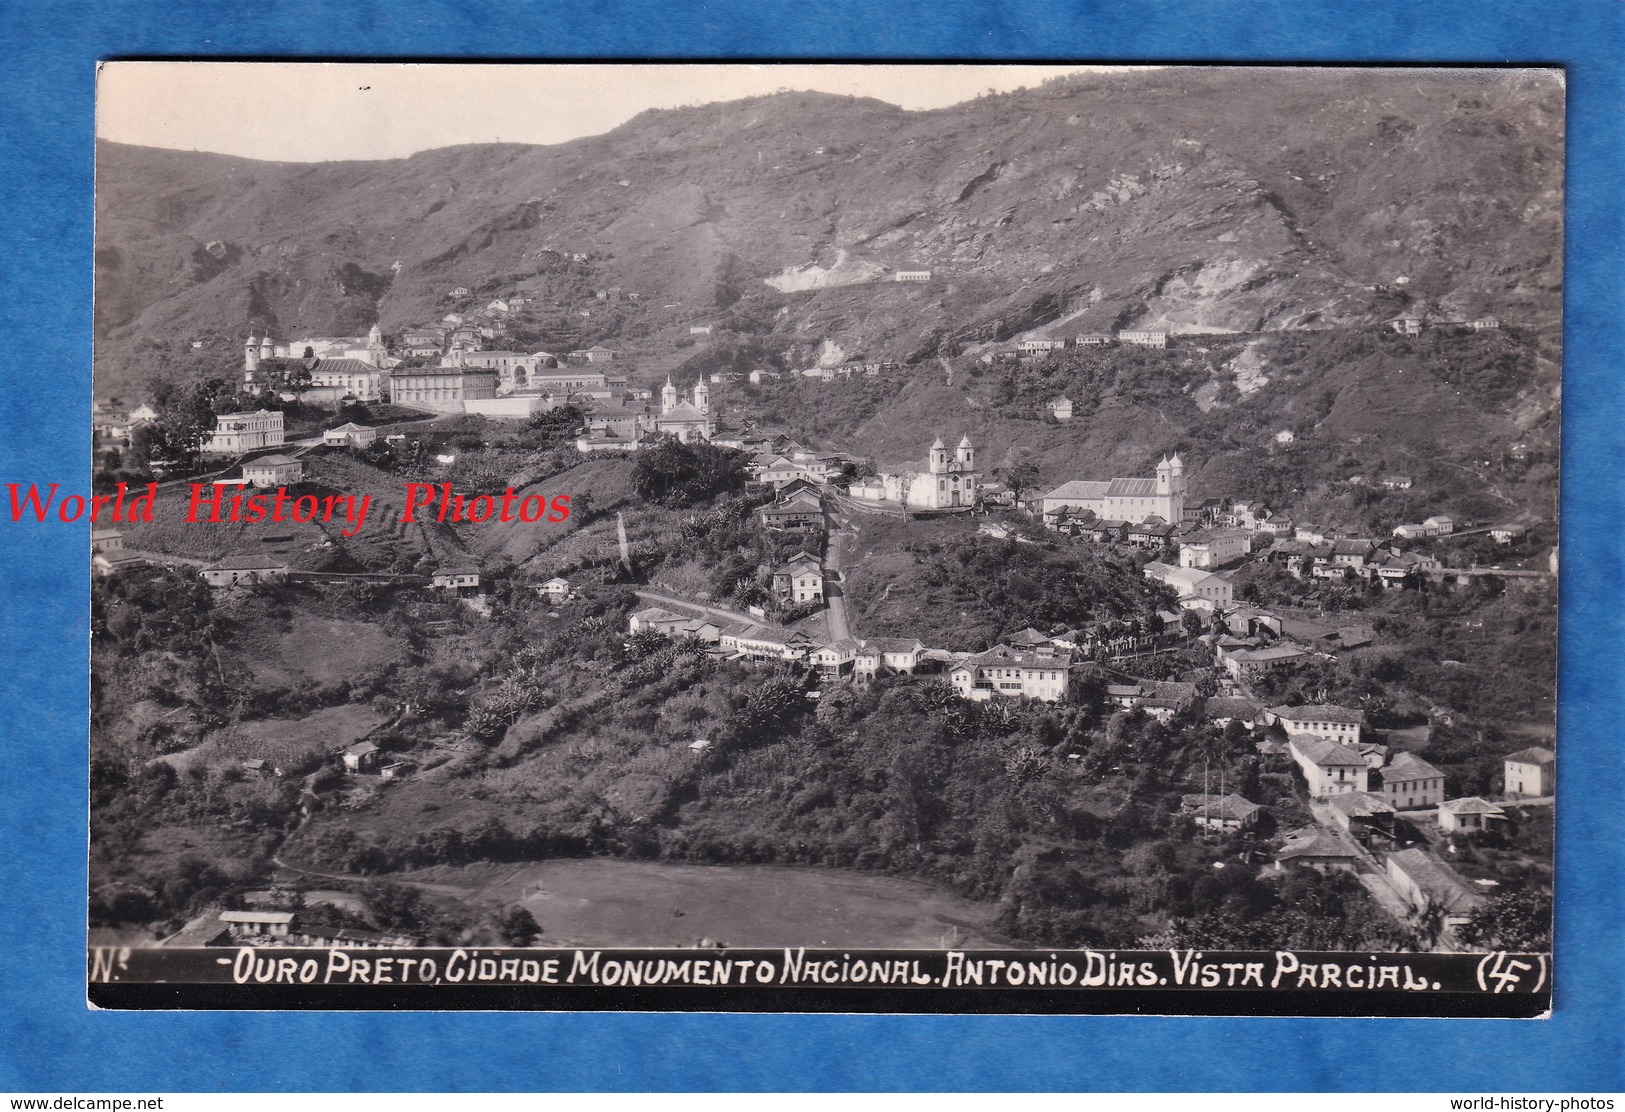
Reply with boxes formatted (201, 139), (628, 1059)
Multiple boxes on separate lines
(1477, 951), (1547, 993)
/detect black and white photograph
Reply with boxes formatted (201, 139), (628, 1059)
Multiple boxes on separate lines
(85, 62), (1560, 1013)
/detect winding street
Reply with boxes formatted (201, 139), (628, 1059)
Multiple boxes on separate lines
(822, 512), (855, 643)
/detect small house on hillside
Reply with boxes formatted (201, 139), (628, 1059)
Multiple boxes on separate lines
(432, 566), (481, 594)
(323, 422), (378, 449)
(220, 910), (296, 940)
(1274, 827), (1361, 873)
(343, 741), (380, 773)
(1180, 793), (1263, 833)
(240, 455), (305, 487)
(1503, 747), (1555, 798)
(201, 554), (291, 589)
(1438, 796), (1507, 834)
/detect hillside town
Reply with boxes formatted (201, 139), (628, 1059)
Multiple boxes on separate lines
(88, 71), (1558, 963)
(92, 357), (1555, 954)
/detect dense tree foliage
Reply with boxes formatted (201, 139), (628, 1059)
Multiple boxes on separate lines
(632, 438), (749, 507)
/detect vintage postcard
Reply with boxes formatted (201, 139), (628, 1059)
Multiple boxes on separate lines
(85, 62), (1559, 1014)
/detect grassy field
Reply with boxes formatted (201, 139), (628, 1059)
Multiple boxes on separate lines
(383, 858), (1004, 949)
(219, 608), (404, 689)
(205, 704), (391, 767)
(460, 456), (637, 571)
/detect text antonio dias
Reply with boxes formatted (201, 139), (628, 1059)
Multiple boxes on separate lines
(6, 481), (570, 538)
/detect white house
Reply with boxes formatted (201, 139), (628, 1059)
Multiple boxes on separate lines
(1179, 530), (1249, 569)
(1288, 735), (1370, 799)
(1020, 338), (1065, 353)
(719, 622), (816, 662)
(1269, 704), (1364, 747)
(323, 422), (377, 449)
(241, 454), (304, 489)
(773, 554), (825, 604)
(201, 554), (291, 588)
(808, 639), (860, 676)
(1503, 747), (1555, 798)
(1379, 751), (1446, 810)
(1143, 561), (1232, 610)
(1048, 397), (1074, 421)
(432, 566), (481, 592)
(1438, 797), (1507, 834)
(1219, 643), (1309, 683)
(853, 638), (925, 679)
(539, 577), (572, 602)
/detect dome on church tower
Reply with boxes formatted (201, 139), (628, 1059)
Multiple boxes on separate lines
(958, 434), (974, 448)
(931, 436), (946, 450)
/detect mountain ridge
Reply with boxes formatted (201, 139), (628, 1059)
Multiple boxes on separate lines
(95, 67), (1563, 401)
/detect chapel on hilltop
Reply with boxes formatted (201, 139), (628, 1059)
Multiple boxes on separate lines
(855, 434), (982, 511)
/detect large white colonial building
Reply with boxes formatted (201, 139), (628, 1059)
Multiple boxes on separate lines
(950, 644), (1071, 702)
(203, 410), (285, 455)
(1039, 454), (1188, 524)
(243, 325), (395, 401)
(388, 366), (499, 413)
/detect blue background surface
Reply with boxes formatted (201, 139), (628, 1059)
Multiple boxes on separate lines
(1, 0), (1620, 1092)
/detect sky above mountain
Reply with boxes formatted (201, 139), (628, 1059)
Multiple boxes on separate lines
(96, 62), (1136, 162)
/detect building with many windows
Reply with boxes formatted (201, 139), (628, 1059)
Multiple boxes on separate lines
(1040, 455), (1188, 526)
(388, 367), (499, 413)
(1288, 735), (1370, 799)
(1378, 751), (1447, 810)
(949, 644), (1071, 702)
(202, 410), (285, 455)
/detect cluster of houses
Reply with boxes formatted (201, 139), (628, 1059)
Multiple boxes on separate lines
(1035, 463), (1479, 594)
(1386, 315), (1500, 336)
(736, 361), (901, 385)
(1001, 328), (1171, 359)
(1176, 698), (1550, 943)
(92, 398), (159, 449)
(202, 910), (419, 950)
(574, 375), (759, 453)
